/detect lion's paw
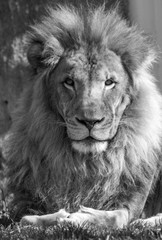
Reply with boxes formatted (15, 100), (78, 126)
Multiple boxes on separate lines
(20, 208), (70, 226)
(131, 214), (162, 227)
(21, 215), (40, 226)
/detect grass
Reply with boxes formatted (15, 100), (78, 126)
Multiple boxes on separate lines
(0, 215), (162, 240)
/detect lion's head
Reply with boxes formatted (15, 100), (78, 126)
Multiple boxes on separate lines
(27, 5), (158, 155)
(44, 48), (130, 153)
(7, 4), (162, 218)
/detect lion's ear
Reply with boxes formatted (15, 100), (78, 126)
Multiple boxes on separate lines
(27, 41), (45, 69)
(121, 52), (134, 72)
(27, 36), (64, 70)
(121, 48), (156, 75)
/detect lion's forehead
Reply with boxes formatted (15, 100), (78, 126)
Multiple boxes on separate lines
(65, 49), (124, 83)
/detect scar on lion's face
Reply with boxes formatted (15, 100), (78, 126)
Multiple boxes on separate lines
(49, 49), (130, 153)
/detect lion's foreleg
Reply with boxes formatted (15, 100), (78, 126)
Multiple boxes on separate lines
(63, 206), (129, 229)
(20, 206), (129, 229)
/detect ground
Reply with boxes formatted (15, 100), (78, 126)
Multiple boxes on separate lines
(0, 220), (162, 240)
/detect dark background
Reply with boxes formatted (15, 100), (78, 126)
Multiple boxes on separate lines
(0, 0), (128, 135)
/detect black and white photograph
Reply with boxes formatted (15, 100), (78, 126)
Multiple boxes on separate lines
(0, 0), (162, 239)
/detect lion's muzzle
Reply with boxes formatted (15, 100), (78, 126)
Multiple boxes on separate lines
(66, 115), (110, 141)
(66, 114), (111, 153)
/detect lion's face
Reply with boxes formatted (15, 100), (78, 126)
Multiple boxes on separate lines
(50, 49), (130, 153)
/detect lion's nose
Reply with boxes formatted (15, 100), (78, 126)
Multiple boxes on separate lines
(76, 117), (105, 130)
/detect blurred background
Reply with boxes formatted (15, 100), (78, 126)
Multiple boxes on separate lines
(0, 0), (162, 137)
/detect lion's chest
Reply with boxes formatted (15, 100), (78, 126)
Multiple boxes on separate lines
(41, 173), (121, 213)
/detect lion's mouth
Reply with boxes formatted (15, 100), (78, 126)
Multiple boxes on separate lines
(67, 125), (111, 142)
(74, 136), (106, 143)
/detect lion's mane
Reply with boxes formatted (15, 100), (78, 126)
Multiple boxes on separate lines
(7, 5), (162, 220)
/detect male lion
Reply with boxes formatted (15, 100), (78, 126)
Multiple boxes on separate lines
(6, 4), (162, 229)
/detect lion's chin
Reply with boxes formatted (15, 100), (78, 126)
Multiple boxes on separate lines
(72, 139), (108, 154)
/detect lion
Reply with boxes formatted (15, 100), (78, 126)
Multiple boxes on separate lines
(6, 4), (162, 229)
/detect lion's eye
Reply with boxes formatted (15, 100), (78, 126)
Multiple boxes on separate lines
(64, 78), (74, 88)
(105, 78), (116, 88)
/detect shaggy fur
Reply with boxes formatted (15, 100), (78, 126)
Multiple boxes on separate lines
(6, 4), (162, 224)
